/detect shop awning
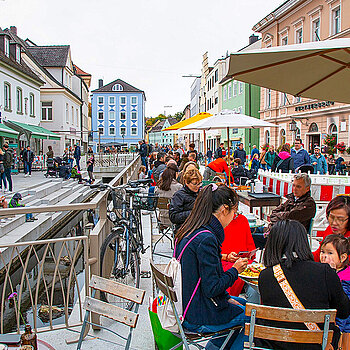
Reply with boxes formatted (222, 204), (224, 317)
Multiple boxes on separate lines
(0, 123), (19, 139)
(4, 120), (60, 140)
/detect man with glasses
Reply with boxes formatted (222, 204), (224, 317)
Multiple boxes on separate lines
(291, 138), (311, 172)
(269, 173), (316, 232)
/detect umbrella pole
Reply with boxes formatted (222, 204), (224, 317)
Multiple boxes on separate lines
(227, 126), (231, 187)
(204, 130), (207, 166)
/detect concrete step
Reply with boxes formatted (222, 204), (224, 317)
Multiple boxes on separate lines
(41, 187), (73, 205)
(0, 215), (26, 238)
(28, 181), (62, 198)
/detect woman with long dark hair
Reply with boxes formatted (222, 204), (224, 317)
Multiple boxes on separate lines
(175, 183), (249, 350)
(258, 220), (350, 349)
(271, 143), (294, 173)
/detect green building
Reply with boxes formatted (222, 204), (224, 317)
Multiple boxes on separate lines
(220, 79), (261, 155)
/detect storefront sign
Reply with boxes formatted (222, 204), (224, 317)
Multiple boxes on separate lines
(295, 101), (334, 112)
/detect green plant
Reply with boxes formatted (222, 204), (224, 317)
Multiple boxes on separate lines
(346, 147), (350, 155)
(336, 142), (347, 153)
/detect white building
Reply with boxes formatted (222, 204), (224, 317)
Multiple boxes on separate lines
(190, 77), (201, 118)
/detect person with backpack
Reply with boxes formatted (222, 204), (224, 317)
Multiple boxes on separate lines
(3, 143), (13, 192)
(23, 145), (35, 177)
(233, 143), (247, 166)
(175, 184), (249, 349)
(271, 143), (294, 173)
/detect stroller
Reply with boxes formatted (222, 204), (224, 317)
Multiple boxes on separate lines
(45, 158), (58, 178)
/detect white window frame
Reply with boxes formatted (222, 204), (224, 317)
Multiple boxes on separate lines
(223, 86), (227, 101)
(109, 111), (115, 120)
(76, 108), (79, 126)
(98, 96), (104, 104)
(265, 130), (270, 145)
(4, 82), (11, 111)
(131, 111), (137, 120)
(228, 84), (232, 99)
(239, 82), (244, 94)
(233, 81), (238, 97)
(16, 45), (21, 63)
(71, 106), (74, 124)
(41, 101), (53, 121)
(112, 84), (123, 91)
(131, 127), (137, 135)
(281, 36), (288, 46)
(214, 91), (218, 105)
(120, 127), (126, 135)
(120, 96), (126, 104)
(120, 111), (126, 120)
(66, 103), (69, 123)
(109, 127), (116, 135)
(98, 127), (104, 135)
(280, 92), (288, 106)
(98, 111), (104, 120)
(312, 18), (321, 41)
(295, 27), (303, 44)
(331, 6), (341, 35)
(131, 96), (137, 104)
(16, 87), (23, 114)
(4, 37), (9, 57)
(266, 89), (271, 109)
(109, 96), (115, 104)
(29, 93), (35, 117)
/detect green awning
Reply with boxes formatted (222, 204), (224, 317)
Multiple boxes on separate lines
(4, 121), (60, 140)
(0, 124), (19, 139)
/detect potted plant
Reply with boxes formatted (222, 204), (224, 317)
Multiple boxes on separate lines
(336, 142), (347, 154)
(323, 134), (337, 155)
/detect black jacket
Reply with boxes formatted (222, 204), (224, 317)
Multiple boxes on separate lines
(23, 150), (34, 163)
(232, 165), (248, 185)
(139, 143), (147, 157)
(233, 149), (246, 165)
(3, 150), (12, 169)
(271, 155), (294, 173)
(257, 260), (350, 349)
(169, 185), (198, 232)
(175, 216), (242, 326)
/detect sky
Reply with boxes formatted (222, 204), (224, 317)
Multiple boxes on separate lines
(0, 0), (283, 118)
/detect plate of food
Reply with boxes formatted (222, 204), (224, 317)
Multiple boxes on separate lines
(239, 263), (265, 281)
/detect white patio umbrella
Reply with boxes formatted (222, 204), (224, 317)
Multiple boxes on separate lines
(224, 38), (350, 104)
(180, 110), (278, 184)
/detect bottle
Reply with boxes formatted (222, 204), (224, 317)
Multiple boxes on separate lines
(21, 325), (37, 350)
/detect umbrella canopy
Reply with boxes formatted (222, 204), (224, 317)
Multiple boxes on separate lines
(180, 110), (278, 131)
(225, 38), (350, 104)
(162, 112), (212, 131)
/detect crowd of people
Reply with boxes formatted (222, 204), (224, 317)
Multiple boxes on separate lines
(140, 139), (350, 349)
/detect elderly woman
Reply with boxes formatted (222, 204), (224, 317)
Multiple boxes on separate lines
(169, 168), (202, 232)
(314, 195), (350, 262)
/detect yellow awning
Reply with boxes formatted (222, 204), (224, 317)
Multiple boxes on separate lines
(163, 112), (212, 131)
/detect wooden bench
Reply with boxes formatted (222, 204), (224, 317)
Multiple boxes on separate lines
(76, 275), (145, 350)
(244, 303), (336, 350)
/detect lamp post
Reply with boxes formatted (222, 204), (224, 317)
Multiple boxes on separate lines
(121, 129), (125, 151)
(289, 119), (297, 144)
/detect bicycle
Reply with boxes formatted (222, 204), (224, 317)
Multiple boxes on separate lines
(91, 179), (158, 310)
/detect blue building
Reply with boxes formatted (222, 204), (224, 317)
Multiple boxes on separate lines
(91, 79), (146, 150)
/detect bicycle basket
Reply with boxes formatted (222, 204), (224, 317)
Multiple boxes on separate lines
(109, 188), (126, 210)
(135, 193), (159, 211)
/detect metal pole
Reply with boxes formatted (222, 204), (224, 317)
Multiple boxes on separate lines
(227, 126), (231, 187)
(203, 130), (207, 166)
(98, 131), (101, 164)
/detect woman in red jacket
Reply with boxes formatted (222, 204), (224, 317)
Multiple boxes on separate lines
(313, 195), (350, 261)
(203, 156), (233, 183)
(221, 212), (260, 303)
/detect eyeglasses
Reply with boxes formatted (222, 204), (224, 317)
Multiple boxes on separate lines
(328, 214), (349, 224)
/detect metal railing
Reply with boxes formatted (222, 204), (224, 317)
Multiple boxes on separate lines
(90, 153), (137, 168)
(0, 155), (141, 334)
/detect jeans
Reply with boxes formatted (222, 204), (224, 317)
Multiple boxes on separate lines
(4, 168), (12, 191)
(74, 158), (80, 171)
(207, 157), (212, 164)
(244, 284), (260, 304)
(182, 297), (249, 350)
(0, 172), (7, 189)
(25, 161), (32, 175)
(68, 159), (74, 169)
(141, 156), (148, 172)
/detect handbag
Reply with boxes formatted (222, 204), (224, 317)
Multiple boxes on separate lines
(273, 264), (334, 349)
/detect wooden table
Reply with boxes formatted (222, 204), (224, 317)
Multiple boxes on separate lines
(237, 191), (281, 220)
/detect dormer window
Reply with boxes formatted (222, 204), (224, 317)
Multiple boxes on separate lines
(112, 84), (123, 91)
(16, 45), (21, 63)
(4, 37), (10, 57)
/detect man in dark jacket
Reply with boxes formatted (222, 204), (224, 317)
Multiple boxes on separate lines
(152, 152), (166, 182)
(233, 143), (247, 166)
(74, 143), (81, 171)
(23, 146), (35, 177)
(3, 144), (13, 192)
(269, 173), (316, 232)
(138, 140), (148, 171)
(214, 143), (224, 159)
(291, 138), (310, 172)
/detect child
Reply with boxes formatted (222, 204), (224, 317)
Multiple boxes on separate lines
(320, 234), (350, 333)
(9, 193), (37, 222)
(138, 165), (146, 180)
(87, 155), (95, 184)
(70, 165), (83, 184)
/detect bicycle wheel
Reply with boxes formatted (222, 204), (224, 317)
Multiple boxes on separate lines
(132, 209), (144, 253)
(100, 226), (140, 310)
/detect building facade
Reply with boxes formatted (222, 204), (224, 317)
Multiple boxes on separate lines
(91, 79), (145, 149)
(253, 0), (350, 152)
(190, 77), (201, 118)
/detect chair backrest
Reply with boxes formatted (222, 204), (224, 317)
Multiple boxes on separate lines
(150, 259), (177, 303)
(244, 303), (336, 349)
(157, 197), (170, 210)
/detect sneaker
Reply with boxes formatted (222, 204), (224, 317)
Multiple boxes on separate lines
(32, 217), (38, 220)
(29, 174), (31, 177)
(24, 174), (28, 177)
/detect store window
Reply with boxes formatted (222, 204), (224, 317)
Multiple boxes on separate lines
(265, 130), (270, 145)
(329, 123), (338, 144)
(280, 129), (286, 145)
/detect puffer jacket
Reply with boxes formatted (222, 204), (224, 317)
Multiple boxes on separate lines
(269, 190), (316, 231)
(169, 185), (198, 232)
(271, 151), (294, 173)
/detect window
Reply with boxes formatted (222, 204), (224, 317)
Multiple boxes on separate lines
(112, 84), (123, 91)
(332, 7), (341, 35)
(266, 89), (271, 108)
(131, 96), (137, 104)
(223, 86), (227, 101)
(265, 130), (270, 145)
(237, 106), (243, 114)
(294, 95), (301, 103)
(131, 127), (137, 135)
(280, 129), (286, 144)
(98, 112), (104, 120)
(214, 69), (218, 83)
(281, 36), (288, 46)
(309, 122), (318, 132)
(239, 82), (244, 94)
(233, 81), (238, 96)
(228, 84), (232, 99)
(4, 37), (9, 57)
(16, 45), (21, 63)
(120, 111), (126, 120)
(16, 88), (23, 113)
(4, 82), (11, 110)
(280, 93), (288, 106)
(120, 96), (126, 104)
(109, 111), (115, 120)
(66, 103), (69, 122)
(109, 96), (115, 104)
(214, 91), (218, 105)
(120, 127), (126, 135)
(296, 28), (303, 44)
(131, 111), (137, 120)
(109, 127), (115, 135)
(98, 97), (103, 104)
(41, 101), (53, 121)
(29, 93), (35, 116)
(296, 127), (301, 139)
(76, 108), (79, 125)
(312, 19), (320, 41)
(98, 127), (104, 135)
(71, 106), (74, 123)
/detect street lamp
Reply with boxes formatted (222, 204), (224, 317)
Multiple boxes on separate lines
(121, 129), (125, 150)
(289, 120), (297, 144)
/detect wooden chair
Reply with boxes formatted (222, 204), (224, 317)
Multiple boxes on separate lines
(153, 197), (174, 257)
(150, 259), (242, 350)
(76, 275), (145, 350)
(243, 303), (336, 350)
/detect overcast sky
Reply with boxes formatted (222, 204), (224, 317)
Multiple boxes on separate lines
(1, 0), (283, 118)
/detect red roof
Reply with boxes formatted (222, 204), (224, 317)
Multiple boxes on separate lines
(73, 64), (91, 76)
